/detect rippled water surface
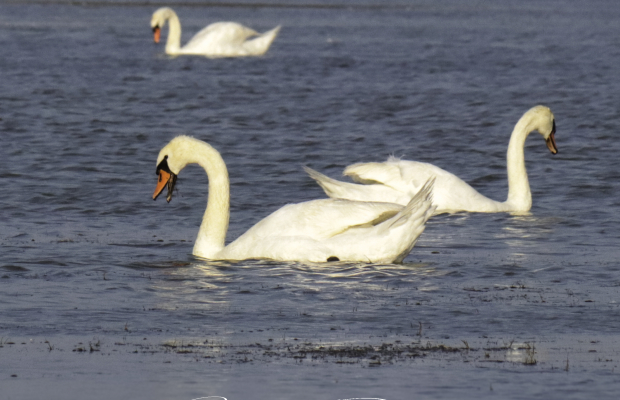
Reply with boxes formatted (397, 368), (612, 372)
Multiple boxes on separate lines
(2, 1), (620, 399)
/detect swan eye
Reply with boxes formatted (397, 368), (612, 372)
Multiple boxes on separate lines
(156, 156), (171, 175)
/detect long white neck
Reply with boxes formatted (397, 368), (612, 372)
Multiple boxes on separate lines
(182, 141), (230, 258)
(505, 114), (537, 211)
(164, 10), (183, 54)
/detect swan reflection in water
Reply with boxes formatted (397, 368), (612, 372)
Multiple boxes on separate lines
(140, 258), (441, 316)
(501, 213), (558, 252)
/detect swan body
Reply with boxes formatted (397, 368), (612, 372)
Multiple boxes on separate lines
(150, 7), (280, 57)
(307, 105), (557, 214)
(153, 136), (435, 263)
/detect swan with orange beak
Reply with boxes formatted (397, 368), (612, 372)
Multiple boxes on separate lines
(151, 136), (436, 263)
(150, 7), (281, 58)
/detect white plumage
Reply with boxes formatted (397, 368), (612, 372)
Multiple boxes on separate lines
(153, 136), (435, 263)
(150, 7), (280, 58)
(307, 105), (557, 214)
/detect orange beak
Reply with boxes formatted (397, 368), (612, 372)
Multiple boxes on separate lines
(153, 26), (161, 44)
(153, 169), (171, 200)
(545, 121), (557, 154)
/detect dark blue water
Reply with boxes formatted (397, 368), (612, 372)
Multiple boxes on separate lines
(2, 1), (620, 399)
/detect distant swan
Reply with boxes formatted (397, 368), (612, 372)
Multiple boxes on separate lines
(306, 105), (557, 214)
(153, 136), (435, 263)
(150, 7), (281, 57)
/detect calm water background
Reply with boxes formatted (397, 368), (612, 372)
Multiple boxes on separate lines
(1, 0), (620, 399)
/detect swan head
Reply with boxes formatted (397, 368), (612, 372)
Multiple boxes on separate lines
(526, 105), (557, 154)
(153, 136), (196, 203)
(150, 7), (174, 44)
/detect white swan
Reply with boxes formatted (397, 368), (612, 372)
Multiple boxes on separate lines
(150, 7), (281, 57)
(306, 105), (557, 214)
(152, 136), (435, 263)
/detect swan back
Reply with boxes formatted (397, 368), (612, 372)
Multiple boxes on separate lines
(182, 22), (257, 55)
(220, 180), (434, 263)
(347, 159), (508, 213)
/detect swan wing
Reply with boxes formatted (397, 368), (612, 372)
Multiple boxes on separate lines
(220, 199), (404, 261)
(321, 178), (435, 263)
(308, 160), (437, 205)
(221, 180), (434, 263)
(305, 166), (413, 205)
(181, 22), (258, 54)
(241, 25), (281, 56)
(229, 199), (403, 243)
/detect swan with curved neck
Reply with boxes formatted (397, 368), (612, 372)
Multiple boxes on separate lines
(306, 105), (557, 214)
(150, 7), (281, 57)
(153, 136), (435, 263)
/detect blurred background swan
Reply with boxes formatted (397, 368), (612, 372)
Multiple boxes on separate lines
(150, 7), (281, 57)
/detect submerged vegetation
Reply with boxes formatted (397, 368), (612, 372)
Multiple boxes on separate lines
(0, 336), (554, 368)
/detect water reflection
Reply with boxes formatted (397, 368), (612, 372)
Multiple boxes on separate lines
(134, 257), (447, 336)
(500, 214), (557, 256)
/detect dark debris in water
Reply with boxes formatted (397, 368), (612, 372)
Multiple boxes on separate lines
(1, 265), (30, 272)
(63, 338), (538, 367)
(123, 261), (192, 270)
(3, 335), (618, 377)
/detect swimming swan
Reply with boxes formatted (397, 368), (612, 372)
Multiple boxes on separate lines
(153, 136), (435, 263)
(306, 105), (557, 214)
(150, 7), (281, 57)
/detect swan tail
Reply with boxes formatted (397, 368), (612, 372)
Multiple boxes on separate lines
(305, 166), (413, 205)
(243, 25), (281, 55)
(371, 177), (435, 263)
(304, 166), (356, 200)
